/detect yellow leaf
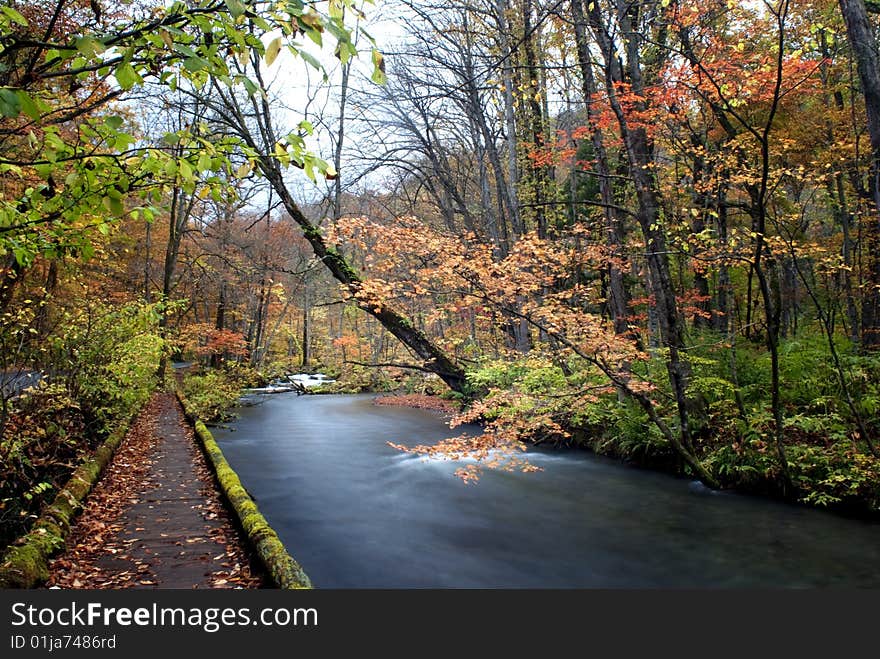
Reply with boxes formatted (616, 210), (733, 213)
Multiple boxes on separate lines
(265, 37), (282, 67)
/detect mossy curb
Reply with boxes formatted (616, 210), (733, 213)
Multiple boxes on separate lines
(175, 391), (312, 589)
(0, 417), (136, 588)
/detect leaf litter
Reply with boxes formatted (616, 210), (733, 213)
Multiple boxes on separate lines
(46, 393), (265, 589)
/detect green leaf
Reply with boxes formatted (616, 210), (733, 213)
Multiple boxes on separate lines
(1, 6), (28, 26)
(250, 14), (270, 31)
(325, 19), (349, 43)
(334, 42), (351, 65)
(34, 164), (53, 178)
(178, 159), (193, 181)
(114, 63), (140, 90)
(44, 132), (66, 161)
(105, 115), (124, 130)
(16, 91), (40, 120)
(0, 88), (21, 118)
(371, 49), (386, 85)
(225, 0), (247, 18)
(12, 248), (30, 267)
(103, 196), (124, 215)
(241, 76), (259, 96)
(299, 50), (323, 72)
(75, 36), (106, 58)
(265, 37), (282, 67)
(115, 133), (134, 151)
(183, 56), (210, 73)
(44, 49), (62, 64)
(173, 43), (198, 59)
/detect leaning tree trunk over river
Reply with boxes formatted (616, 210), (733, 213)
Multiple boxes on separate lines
(258, 159), (469, 393)
(203, 71), (470, 395)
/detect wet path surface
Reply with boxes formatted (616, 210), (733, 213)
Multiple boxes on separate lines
(48, 393), (264, 589)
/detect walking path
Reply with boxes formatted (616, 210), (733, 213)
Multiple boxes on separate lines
(46, 392), (265, 589)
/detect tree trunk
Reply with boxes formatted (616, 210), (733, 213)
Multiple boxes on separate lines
(0, 255), (23, 314)
(713, 199), (731, 334)
(250, 275), (267, 367)
(144, 220), (152, 303)
(301, 284), (310, 370)
(589, 0), (694, 452)
(688, 146), (714, 330)
(571, 0), (632, 339)
(331, 57), (352, 222)
(157, 186), (191, 381)
(205, 59), (471, 394)
(520, 0), (552, 238)
(34, 259), (58, 339)
(495, 0), (523, 237)
(210, 280), (226, 368)
(839, 0), (880, 347)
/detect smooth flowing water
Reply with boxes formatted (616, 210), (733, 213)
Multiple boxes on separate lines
(212, 393), (880, 588)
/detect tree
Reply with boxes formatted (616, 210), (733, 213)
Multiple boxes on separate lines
(839, 0), (880, 347)
(583, 0), (698, 458)
(183, 45), (471, 392)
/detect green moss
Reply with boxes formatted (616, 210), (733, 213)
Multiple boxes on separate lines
(0, 544), (47, 588)
(65, 474), (92, 500)
(34, 517), (66, 539)
(0, 525), (66, 588)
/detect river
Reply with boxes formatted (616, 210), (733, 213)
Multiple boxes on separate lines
(212, 393), (880, 588)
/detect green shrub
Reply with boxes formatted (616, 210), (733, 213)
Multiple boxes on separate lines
(787, 444), (880, 511)
(703, 439), (781, 491)
(55, 301), (165, 431)
(181, 370), (245, 422)
(0, 300), (165, 551)
(587, 400), (673, 463)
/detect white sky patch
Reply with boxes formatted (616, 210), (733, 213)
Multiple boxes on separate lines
(249, 0), (410, 212)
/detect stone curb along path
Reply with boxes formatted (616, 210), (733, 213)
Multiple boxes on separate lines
(44, 392), (267, 589)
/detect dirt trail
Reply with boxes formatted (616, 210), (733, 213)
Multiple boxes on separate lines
(47, 392), (265, 589)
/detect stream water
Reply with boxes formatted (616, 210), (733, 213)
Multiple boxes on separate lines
(212, 393), (880, 588)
